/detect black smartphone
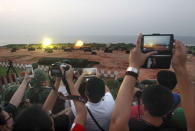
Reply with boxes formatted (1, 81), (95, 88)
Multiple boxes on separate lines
(141, 34), (174, 69)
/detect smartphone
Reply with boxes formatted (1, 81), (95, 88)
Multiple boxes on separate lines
(141, 34), (174, 54)
(83, 68), (97, 77)
(141, 34), (174, 69)
(25, 65), (34, 78)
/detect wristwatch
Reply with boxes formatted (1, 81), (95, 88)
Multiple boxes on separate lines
(125, 67), (139, 79)
(126, 67), (139, 74)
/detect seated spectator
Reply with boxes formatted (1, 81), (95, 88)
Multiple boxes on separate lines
(109, 35), (195, 131)
(157, 70), (181, 107)
(71, 74), (115, 131)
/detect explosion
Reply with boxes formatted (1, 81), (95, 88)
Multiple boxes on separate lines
(74, 40), (84, 49)
(42, 38), (53, 48)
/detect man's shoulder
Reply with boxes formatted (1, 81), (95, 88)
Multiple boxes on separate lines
(103, 92), (115, 103)
(129, 118), (179, 131)
(129, 118), (151, 130)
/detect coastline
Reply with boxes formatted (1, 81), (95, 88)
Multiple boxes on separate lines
(1, 35), (195, 46)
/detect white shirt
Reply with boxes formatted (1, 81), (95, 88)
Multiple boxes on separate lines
(58, 80), (69, 96)
(71, 92), (115, 131)
(58, 80), (71, 108)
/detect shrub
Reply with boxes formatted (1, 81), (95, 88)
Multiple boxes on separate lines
(28, 47), (36, 51)
(104, 48), (113, 53)
(45, 48), (53, 53)
(64, 48), (72, 52)
(125, 50), (130, 54)
(91, 51), (97, 55)
(83, 47), (92, 52)
(11, 48), (17, 52)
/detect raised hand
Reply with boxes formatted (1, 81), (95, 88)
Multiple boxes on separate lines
(172, 40), (187, 71)
(129, 34), (156, 69)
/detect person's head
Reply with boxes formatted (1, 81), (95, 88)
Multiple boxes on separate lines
(0, 107), (13, 131)
(78, 82), (88, 102)
(142, 85), (174, 117)
(13, 105), (53, 131)
(157, 70), (177, 90)
(31, 69), (48, 87)
(85, 77), (105, 103)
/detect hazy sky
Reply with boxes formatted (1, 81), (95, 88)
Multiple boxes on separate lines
(0, 0), (195, 44)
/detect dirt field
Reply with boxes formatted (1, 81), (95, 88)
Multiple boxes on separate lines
(0, 47), (194, 89)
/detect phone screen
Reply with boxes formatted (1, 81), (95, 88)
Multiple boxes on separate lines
(143, 36), (171, 51)
(26, 65), (34, 78)
(83, 68), (97, 77)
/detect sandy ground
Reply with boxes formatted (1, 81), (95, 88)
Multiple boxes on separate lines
(0, 47), (194, 90)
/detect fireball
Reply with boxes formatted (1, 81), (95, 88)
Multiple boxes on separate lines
(74, 40), (84, 49)
(42, 38), (53, 48)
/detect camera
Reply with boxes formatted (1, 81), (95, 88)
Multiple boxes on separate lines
(141, 33), (174, 69)
(50, 62), (70, 77)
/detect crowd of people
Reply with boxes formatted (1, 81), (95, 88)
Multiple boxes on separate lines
(0, 34), (194, 131)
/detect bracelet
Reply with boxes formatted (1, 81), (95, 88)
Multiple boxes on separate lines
(125, 71), (138, 79)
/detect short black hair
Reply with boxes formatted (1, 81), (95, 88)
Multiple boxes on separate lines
(13, 105), (52, 131)
(85, 77), (105, 103)
(78, 82), (88, 102)
(157, 70), (177, 90)
(142, 85), (174, 117)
